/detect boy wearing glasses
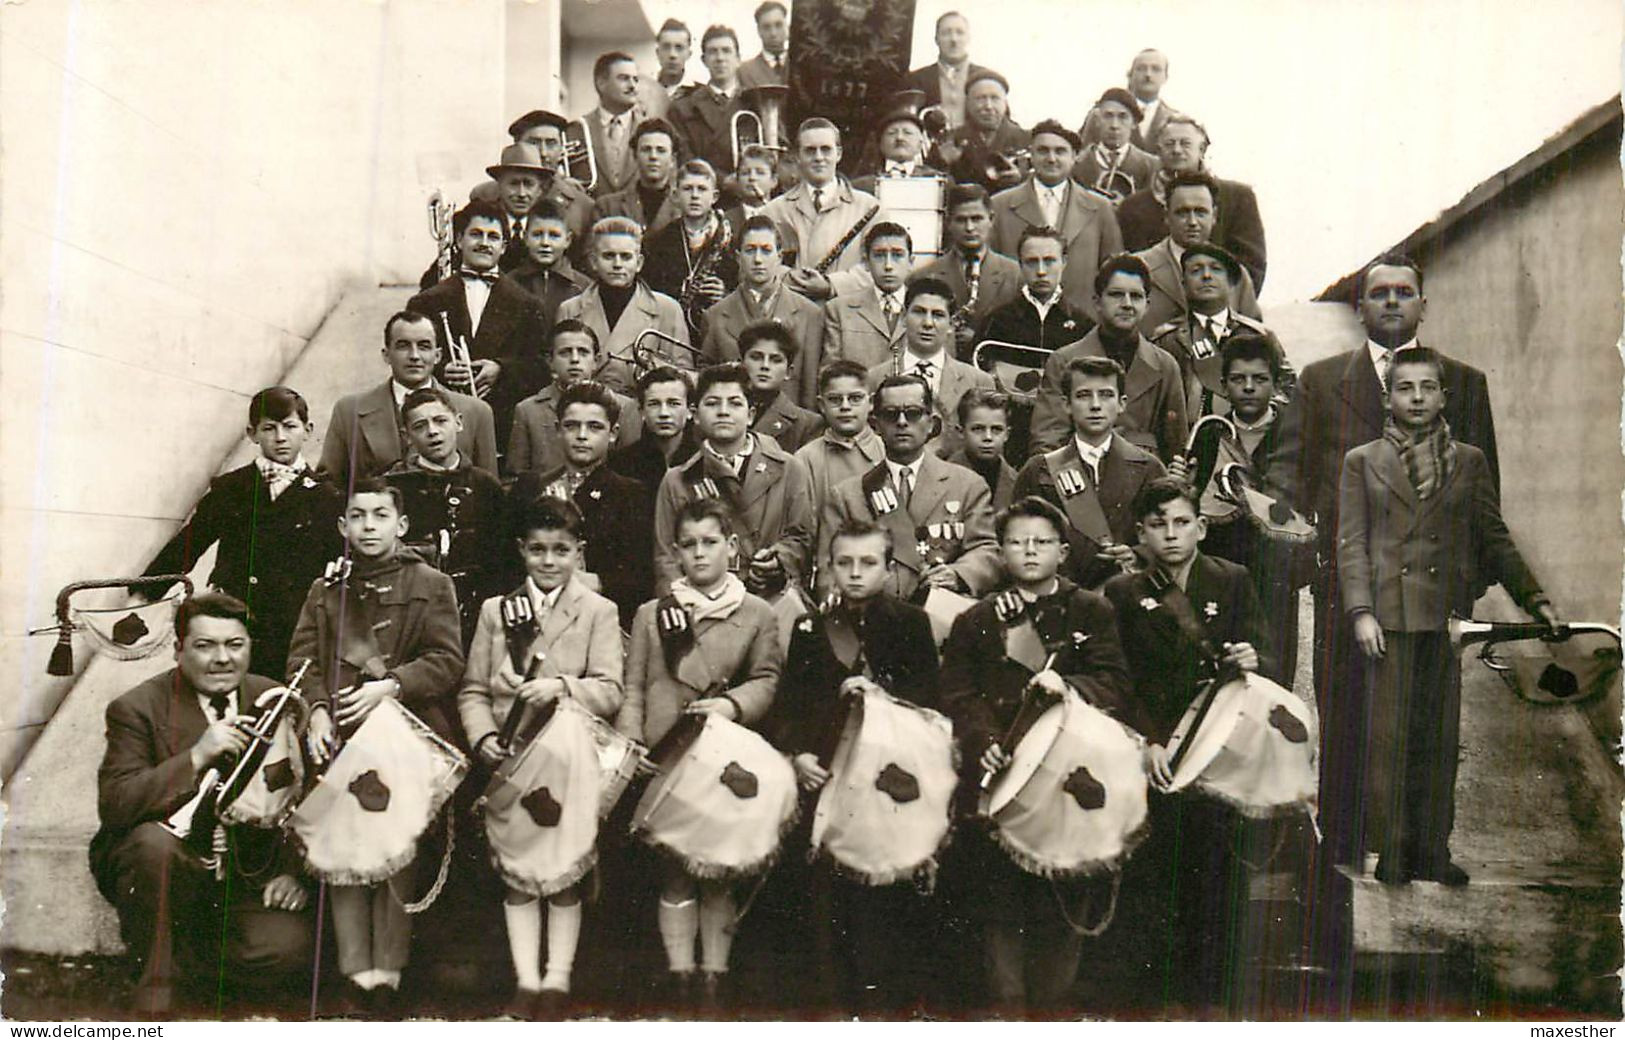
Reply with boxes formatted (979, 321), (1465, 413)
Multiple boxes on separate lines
(820, 374), (1000, 602)
(1013, 355), (1165, 589)
(939, 496), (1133, 1013)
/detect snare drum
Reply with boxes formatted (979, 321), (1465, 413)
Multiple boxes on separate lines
(631, 713), (798, 879)
(874, 176), (946, 258)
(1164, 672), (1317, 816)
(584, 709), (643, 819)
(811, 690), (957, 885)
(981, 692), (1149, 877)
(284, 698), (468, 885)
(480, 699), (602, 896)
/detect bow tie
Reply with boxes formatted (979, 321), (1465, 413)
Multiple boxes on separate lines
(460, 269), (499, 286)
(884, 161), (912, 176)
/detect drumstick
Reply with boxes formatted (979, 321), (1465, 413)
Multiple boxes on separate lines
(979, 652), (1057, 790)
(498, 653), (546, 749)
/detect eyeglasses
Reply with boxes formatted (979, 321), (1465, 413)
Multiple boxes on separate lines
(1003, 537), (1061, 550)
(821, 392), (869, 407)
(875, 406), (930, 423)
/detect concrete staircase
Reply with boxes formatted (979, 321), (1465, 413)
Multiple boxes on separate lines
(2, 294), (1618, 1016)
(1, 286), (416, 956)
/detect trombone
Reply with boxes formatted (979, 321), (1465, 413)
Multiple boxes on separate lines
(731, 84), (790, 171)
(600, 328), (702, 383)
(562, 118), (598, 191)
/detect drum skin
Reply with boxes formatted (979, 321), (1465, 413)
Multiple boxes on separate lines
(285, 698), (468, 885)
(1164, 672), (1318, 817)
(981, 691), (1149, 877)
(631, 713), (798, 880)
(811, 691), (958, 886)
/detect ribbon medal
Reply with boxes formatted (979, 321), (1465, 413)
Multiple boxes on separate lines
(868, 485), (900, 515)
(1056, 468), (1088, 498)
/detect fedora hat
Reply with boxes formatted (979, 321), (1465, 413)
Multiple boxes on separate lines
(486, 142), (552, 179)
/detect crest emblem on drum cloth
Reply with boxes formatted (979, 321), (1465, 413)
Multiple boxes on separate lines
(720, 761), (759, 798)
(348, 769), (392, 812)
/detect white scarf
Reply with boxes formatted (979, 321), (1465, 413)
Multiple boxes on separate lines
(670, 574), (747, 624)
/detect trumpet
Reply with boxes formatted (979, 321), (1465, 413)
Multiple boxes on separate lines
(562, 117), (598, 191)
(438, 313), (484, 399)
(163, 662), (311, 851)
(731, 84), (790, 170)
(427, 190), (456, 284)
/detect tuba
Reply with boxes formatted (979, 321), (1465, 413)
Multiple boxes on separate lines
(562, 118), (598, 191)
(731, 84), (790, 170)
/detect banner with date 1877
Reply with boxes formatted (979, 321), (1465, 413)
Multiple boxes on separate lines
(787, 0), (917, 144)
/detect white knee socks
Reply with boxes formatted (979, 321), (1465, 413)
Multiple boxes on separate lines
(698, 888), (737, 975)
(658, 896), (699, 973)
(542, 901), (582, 992)
(503, 899), (544, 992)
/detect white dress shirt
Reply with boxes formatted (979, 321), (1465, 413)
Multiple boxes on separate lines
(1022, 285), (1063, 323)
(1137, 97), (1162, 141)
(1366, 337), (1417, 390)
(876, 286), (905, 330)
(902, 349), (946, 395)
(887, 457), (922, 505)
(197, 687), (239, 723)
(1036, 179), (1069, 229)
(1073, 433), (1112, 483)
(461, 272), (493, 335)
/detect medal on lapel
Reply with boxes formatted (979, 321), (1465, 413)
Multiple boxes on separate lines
(692, 476), (722, 501)
(993, 590), (1026, 624)
(500, 590), (539, 675)
(544, 479), (570, 501)
(656, 597), (695, 674)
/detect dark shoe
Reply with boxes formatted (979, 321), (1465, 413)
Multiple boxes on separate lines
(367, 984), (402, 1021)
(316, 979), (370, 1020)
(500, 988), (539, 1021)
(1422, 860), (1470, 887)
(697, 971), (728, 1017)
(1373, 856), (1414, 885)
(532, 988), (569, 1021)
(655, 970), (696, 1016)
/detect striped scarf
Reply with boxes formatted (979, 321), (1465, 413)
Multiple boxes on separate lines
(1383, 416), (1456, 500)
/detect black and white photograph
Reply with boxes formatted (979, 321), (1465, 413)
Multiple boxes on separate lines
(0, 0), (1621, 1025)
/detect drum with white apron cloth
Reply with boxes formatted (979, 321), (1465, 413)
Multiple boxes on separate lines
(631, 712), (798, 880)
(811, 690), (957, 886)
(1163, 671), (1317, 817)
(587, 710), (645, 819)
(873, 175), (946, 258)
(981, 690), (1148, 877)
(285, 698), (468, 885)
(479, 698), (604, 896)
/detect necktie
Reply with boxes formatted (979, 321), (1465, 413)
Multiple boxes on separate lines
(883, 295), (899, 331)
(208, 692), (230, 721)
(915, 360), (935, 383)
(897, 466), (913, 509)
(812, 187), (824, 213)
(606, 114), (628, 174)
(1377, 350), (1392, 391)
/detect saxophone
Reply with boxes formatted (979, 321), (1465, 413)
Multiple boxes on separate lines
(951, 251), (983, 335)
(680, 213), (733, 329)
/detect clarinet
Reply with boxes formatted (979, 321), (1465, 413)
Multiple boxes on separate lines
(680, 213), (733, 328)
(813, 204), (880, 275)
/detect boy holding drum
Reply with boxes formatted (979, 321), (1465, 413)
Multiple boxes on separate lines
(289, 479), (465, 1018)
(459, 496), (625, 1019)
(617, 498), (785, 1012)
(939, 496), (1134, 1014)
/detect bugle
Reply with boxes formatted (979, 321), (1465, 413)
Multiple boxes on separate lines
(563, 118), (598, 191)
(163, 661), (311, 849)
(31, 574), (196, 676)
(985, 148), (1031, 188)
(731, 84), (790, 170)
